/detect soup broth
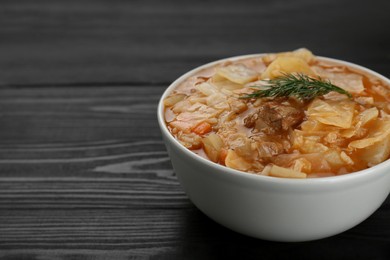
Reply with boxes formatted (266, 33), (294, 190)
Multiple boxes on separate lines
(163, 49), (390, 178)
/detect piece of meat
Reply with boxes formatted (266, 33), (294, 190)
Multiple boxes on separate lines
(244, 101), (304, 133)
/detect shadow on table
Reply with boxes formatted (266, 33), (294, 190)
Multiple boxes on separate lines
(154, 199), (390, 260)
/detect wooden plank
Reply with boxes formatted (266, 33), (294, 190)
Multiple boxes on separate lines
(0, 86), (164, 144)
(1, 0), (390, 258)
(0, 85), (389, 258)
(0, 0), (389, 86)
(0, 208), (389, 258)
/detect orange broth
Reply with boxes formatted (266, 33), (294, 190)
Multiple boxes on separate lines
(164, 50), (390, 178)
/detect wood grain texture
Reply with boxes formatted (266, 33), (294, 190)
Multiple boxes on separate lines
(1, 86), (389, 259)
(0, 0), (389, 86)
(0, 0), (389, 259)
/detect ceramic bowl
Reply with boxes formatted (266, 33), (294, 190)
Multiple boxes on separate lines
(157, 54), (390, 242)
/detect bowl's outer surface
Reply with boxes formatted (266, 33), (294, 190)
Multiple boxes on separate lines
(158, 54), (390, 242)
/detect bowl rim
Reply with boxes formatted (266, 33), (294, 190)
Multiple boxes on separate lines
(157, 53), (390, 185)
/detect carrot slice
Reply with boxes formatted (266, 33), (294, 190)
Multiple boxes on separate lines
(192, 122), (212, 135)
(219, 148), (228, 165)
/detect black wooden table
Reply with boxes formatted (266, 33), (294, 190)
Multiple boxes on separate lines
(1, 0), (389, 259)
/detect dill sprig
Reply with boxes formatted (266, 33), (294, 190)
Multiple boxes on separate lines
(241, 73), (352, 101)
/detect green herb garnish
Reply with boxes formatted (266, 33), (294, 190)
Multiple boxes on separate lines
(241, 73), (352, 100)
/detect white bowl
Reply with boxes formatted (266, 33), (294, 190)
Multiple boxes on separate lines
(157, 54), (390, 242)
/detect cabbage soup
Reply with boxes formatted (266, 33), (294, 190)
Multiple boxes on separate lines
(163, 49), (390, 178)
